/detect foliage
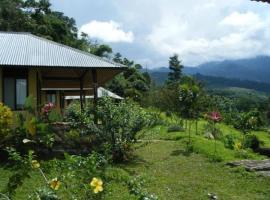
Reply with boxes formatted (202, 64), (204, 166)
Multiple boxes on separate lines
(243, 134), (260, 150)
(29, 187), (59, 200)
(64, 99), (162, 162)
(222, 134), (235, 150)
(97, 98), (148, 162)
(0, 0), (114, 59)
(2, 149), (107, 200)
(178, 81), (201, 120)
(0, 103), (13, 142)
(3, 148), (34, 198)
(167, 125), (184, 133)
(128, 176), (158, 200)
(107, 54), (151, 102)
(167, 54), (183, 85)
(233, 110), (264, 135)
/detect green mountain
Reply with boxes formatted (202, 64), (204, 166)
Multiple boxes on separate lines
(147, 56), (270, 93)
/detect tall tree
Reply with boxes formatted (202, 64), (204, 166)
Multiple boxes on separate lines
(107, 55), (152, 101)
(167, 54), (183, 85)
(113, 53), (123, 63)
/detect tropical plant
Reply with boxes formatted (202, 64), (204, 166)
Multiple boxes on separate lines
(207, 111), (222, 154)
(0, 103), (13, 143)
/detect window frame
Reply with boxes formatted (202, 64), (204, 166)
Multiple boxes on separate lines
(46, 91), (57, 105)
(2, 69), (28, 111)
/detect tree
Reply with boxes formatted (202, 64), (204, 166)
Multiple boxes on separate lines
(179, 80), (202, 144)
(113, 53), (123, 63)
(107, 55), (151, 102)
(0, 0), (112, 57)
(167, 54), (183, 85)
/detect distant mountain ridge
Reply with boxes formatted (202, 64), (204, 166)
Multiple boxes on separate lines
(147, 56), (270, 84)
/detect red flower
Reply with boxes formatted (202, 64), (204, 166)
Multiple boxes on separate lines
(42, 103), (54, 115)
(208, 111), (222, 122)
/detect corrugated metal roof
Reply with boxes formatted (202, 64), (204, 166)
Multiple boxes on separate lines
(0, 32), (125, 68)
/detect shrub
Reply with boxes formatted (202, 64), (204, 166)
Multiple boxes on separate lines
(167, 125), (184, 133)
(0, 103), (13, 140)
(48, 109), (63, 122)
(223, 134), (235, 150)
(97, 98), (143, 162)
(243, 134), (260, 150)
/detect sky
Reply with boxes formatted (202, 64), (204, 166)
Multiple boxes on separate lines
(51, 0), (270, 68)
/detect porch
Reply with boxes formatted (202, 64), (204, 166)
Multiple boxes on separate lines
(0, 32), (125, 113)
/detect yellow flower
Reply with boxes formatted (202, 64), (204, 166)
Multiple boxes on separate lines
(31, 160), (40, 169)
(234, 142), (242, 150)
(50, 178), (61, 190)
(90, 177), (103, 194)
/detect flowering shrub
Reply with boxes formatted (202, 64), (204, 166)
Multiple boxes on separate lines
(42, 103), (54, 115)
(0, 103), (13, 139)
(208, 111), (222, 122)
(206, 111), (222, 154)
(90, 177), (103, 193)
(42, 103), (54, 121)
(2, 149), (107, 200)
(234, 110), (263, 134)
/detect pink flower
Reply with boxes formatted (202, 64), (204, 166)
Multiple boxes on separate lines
(208, 111), (222, 122)
(42, 103), (54, 115)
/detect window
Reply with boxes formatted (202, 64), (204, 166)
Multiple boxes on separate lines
(46, 92), (56, 105)
(3, 70), (28, 110)
(16, 79), (27, 109)
(4, 78), (15, 109)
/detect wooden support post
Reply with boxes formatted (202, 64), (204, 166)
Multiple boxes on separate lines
(80, 78), (84, 112)
(36, 71), (40, 114)
(92, 69), (98, 123)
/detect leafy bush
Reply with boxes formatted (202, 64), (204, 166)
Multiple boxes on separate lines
(97, 98), (144, 162)
(243, 134), (260, 150)
(48, 109), (63, 122)
(233, 110), (264, 134)
(0, 103), (13, 140)
(167, 125), (184, 133)
(222, 134), (235, 150)
(64, 98), (163, 162)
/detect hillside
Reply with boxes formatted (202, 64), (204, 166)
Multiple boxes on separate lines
(185, 56), (270, 83)
(148, 69), (270, 94)
(148, 56), (270, 93)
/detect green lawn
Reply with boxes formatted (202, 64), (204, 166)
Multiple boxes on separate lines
(1, 121), (270, 200)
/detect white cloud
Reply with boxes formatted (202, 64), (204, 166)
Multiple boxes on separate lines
(220, 12), (263, 29)
(55, 0), (270, 66)
(145, 1), (270, 65)
(79, 20), (134, 43)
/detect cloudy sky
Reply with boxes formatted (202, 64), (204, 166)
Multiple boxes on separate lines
(51, 0), (270, 68)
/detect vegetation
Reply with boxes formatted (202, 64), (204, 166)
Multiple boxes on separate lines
(167, 54), (183, 85)
(1, 0), (270, 199)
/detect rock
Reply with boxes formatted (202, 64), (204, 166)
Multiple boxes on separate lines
(208, 193), (218, 200)
(227, 160), (270, 172)
(256, 171), (270, 177)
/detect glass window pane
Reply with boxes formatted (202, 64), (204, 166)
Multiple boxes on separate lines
(47, 93), (56, 104)
(4, 78), (15, 109)
(16, 79), (27, 109)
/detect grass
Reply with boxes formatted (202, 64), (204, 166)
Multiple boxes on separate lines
(124, 140), (270, 200)
(1, 119), (270, 199)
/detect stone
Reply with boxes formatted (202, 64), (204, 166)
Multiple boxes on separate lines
(227, 160), (270, 171)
